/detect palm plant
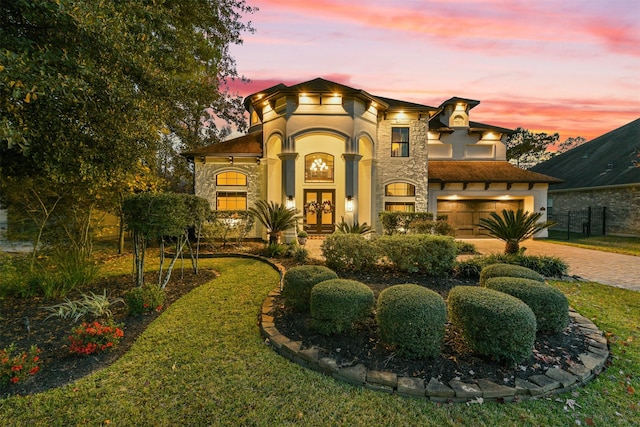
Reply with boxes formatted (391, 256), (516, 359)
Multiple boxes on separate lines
(248, 200), (299, 245)
(477, 209), (555, 254)
(335, 216), (374, 235)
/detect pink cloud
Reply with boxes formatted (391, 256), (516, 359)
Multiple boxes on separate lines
(250, 0), (639, 57)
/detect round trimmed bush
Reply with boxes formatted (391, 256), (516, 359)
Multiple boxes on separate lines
(282, 265), (338, 312)
(479, 263), (544, 287)
(484, 277), (569, 333)
(310, 279), (374, 335)
(376, 284), (447, 359)
(448, 286), (537, 364)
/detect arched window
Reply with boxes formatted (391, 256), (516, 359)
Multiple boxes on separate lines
(384, 182), (416, 212)
(215, 171), (248, 210)
(385, 182), (415, 197)
(216, 171), (247, 186)
(305, 153), (334, 183)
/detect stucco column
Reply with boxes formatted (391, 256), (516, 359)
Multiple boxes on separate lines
(343, 153), (363, 219)
(278, 152), (298, 200)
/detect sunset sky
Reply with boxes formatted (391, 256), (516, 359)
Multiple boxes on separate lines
(227, 0), (640, 143)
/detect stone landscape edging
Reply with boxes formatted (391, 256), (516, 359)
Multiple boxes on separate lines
(259, 287), (610, 403)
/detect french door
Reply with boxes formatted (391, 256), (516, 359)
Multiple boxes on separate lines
(303, 189), (335, 234)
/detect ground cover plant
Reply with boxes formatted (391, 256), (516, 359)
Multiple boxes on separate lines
(0, 255), (638, 426)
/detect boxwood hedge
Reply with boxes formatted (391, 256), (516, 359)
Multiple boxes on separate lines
(282, 265), (339, 312)
(484, 277), (569, 333)
(479, 263), (545, 287)
(448, 286), (537, 364)
(375, 234), (456, 274)
(310, 279), (374, 335)
(376, 284), (447, 359)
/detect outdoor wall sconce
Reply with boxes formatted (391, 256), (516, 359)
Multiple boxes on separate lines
(540, 207), (546, 211)
(286, 195), (295, 209)
(256, 157), (261, 164)
(346, 195), (354, 212)
(199, 156), (205, 164)
(228, 156), (234, 164)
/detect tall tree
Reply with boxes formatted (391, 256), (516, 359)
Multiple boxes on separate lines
(0, 0), (254, 248)
(555, 136), (587, 154)
(506, 127), (559, 169)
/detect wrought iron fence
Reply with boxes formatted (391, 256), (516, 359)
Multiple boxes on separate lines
(549, 206), (607, 240)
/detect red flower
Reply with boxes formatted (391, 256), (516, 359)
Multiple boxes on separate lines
(10, 377), (19, 384)
(11, 365), (22, 372)
(29, 366), (40, 375)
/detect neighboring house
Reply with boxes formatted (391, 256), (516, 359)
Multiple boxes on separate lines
(184, 78), (561, 239)
(531, 119), (640, 237)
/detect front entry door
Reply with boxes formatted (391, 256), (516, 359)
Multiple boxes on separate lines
(304, 189), (335, 234)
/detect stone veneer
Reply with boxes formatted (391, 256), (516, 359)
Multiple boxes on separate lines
(375, 119), (429, 215)
(194, 162), (264, 237)
(260, 288), (609, 403)
(549, 185), (640, 237)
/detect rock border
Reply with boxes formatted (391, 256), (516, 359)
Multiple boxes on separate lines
(260, 288), (609, 403)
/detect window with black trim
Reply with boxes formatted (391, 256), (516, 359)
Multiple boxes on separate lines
(305, 153), (334, 183)
(384, 182), (416, 211)
(216, 171), (248, 210)
(385, 182), (415, 196)
(384, 202), (415, 212)
(216, 192), (247, 210)
(391, 127), (409, 157)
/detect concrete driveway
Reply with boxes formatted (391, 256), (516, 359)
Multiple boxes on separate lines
(461, 238), (639, 292)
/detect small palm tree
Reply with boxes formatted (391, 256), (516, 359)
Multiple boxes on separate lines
(335, 216), (374, 235)
(248, 200), (299, 245)
(477, 209), (555, 254)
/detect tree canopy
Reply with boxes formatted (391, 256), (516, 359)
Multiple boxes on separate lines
(0, 0), (254, 250)
(506, 127), (559, 169)
(1, 0), (253, 185)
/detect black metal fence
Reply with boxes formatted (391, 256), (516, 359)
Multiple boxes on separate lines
(549, 206), (607, 240)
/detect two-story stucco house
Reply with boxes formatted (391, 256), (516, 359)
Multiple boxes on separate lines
(184, 78), (561, 239)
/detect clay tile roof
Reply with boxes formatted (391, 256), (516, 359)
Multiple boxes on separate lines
(182, 131), (263, 158)
(428, 161), (563, 184)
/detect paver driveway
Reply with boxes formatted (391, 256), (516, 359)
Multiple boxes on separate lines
(461, 238), (639, 291)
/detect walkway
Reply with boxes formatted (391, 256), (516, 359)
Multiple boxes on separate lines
(305, 237), (640, 291)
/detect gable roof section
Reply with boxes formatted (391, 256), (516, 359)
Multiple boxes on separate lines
(182, 130), (263, 158)
(531, 119), (640, 190)
(429, 161), (563, 184)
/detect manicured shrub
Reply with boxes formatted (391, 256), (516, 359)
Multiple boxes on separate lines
(321, 234), (377, 271)
(376, 284), (447, 359)
(454, 254), (568, 279)
(378, 211), (435, 235)
(455, 240), (477, 255)
(447, 286), (537, 364)
(282, 265), (338, 312)
(484, 277), (569, 333)
(124, 284), (166, 316)
(375, 234), (456, 274)
(479, 263), (545, 287)
(310, 279), (374, 335)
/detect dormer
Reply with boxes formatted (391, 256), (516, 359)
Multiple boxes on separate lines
(438, 97), (480, 129)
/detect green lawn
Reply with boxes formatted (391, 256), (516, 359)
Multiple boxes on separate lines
(546, 234), (640, 256)
(1, 257), (638, 426)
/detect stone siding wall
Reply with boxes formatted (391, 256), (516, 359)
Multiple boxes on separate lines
(194, 162), (264, 238)
(549, 185), (640, 236)
(375, 119), (429, 216)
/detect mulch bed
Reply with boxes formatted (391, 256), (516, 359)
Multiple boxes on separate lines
(0, 260), (217, 398)
(274, 268), (590, 387)
(2, 247), (591, 398)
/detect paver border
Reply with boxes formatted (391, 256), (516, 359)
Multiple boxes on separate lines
(260, 288), (609, 403)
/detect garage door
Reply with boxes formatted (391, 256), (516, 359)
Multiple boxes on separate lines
(437, 200), (523, 237)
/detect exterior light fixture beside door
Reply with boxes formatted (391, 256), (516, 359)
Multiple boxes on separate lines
(346, 195), (354, 212)
(286, 195), (295, 210)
